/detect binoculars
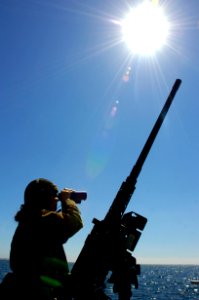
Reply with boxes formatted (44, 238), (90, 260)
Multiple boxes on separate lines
(58, 191), (87, 204)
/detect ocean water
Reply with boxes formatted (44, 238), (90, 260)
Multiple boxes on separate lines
(0, 260), (198, 299)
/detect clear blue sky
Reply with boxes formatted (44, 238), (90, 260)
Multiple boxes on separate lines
(0, 0), (198, 265)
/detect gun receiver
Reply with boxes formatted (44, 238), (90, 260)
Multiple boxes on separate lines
(70, 79), (182, 300)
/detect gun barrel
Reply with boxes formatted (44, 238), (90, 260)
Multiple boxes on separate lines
(104, 79), (182, 221)
(133, 79), (182, 178)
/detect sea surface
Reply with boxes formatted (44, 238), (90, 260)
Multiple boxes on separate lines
(0, 260), (198, 299)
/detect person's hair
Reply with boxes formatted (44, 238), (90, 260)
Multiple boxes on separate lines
(15, 178), (58, 222)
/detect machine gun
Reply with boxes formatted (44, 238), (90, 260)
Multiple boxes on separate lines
(70, 79), (182, 300)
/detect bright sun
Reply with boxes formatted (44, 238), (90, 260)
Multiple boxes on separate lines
(121, 1), (170, 56)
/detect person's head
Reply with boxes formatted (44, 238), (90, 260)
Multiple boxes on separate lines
(24, 178), (59, 211)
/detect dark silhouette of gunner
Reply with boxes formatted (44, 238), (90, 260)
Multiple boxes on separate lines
(0, 178), (83, 300)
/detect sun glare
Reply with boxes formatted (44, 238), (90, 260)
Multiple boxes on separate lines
(121, 1), (170, 56)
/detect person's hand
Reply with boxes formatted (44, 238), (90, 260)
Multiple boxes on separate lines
(59, 188), (74, 202)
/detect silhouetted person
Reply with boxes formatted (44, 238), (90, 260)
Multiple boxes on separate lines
(0, 178), (83, 300)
